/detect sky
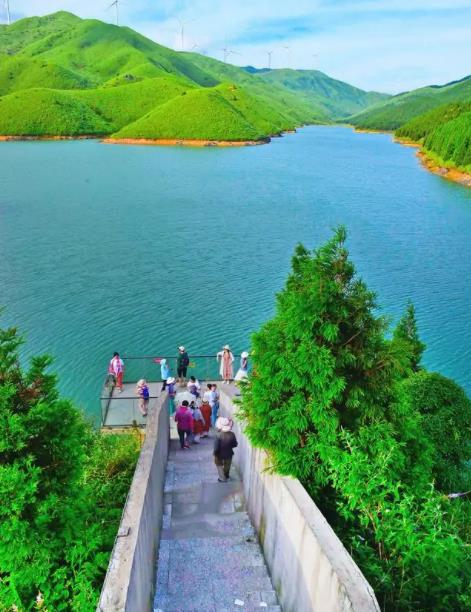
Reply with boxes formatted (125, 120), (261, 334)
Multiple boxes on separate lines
(4, 0), (471, 93)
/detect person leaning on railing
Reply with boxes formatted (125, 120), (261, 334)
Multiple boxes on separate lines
(108, 352), (124, 393)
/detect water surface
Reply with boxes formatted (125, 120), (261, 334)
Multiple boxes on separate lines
(1, 126), (470, 417)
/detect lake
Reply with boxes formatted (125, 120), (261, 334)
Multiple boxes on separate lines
(1, 126), (470, 418)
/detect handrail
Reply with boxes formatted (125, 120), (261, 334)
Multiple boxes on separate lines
(121, 353), (243, 359)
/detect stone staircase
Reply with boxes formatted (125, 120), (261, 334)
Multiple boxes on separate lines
(154, 435), (281, 612)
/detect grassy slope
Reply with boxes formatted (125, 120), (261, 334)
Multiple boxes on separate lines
(0, 89), (110, 135)
(0, 11), (394, 140)
(257, 69), (389, 119)
(0, 55), (91, 95)
(349, 76), (471, 130)
(112, 84), (280, 141)
(181, 52), (328, 123)
(396, 102), (471, 142)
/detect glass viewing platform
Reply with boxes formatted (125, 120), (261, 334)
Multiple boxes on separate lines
(100, 354), (238, 429)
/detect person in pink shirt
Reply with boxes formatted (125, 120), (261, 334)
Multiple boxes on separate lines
(109, 352), (124, 393)
(174, 400), (193, 450)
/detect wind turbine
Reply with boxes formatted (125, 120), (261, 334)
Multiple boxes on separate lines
(221, 45), (241, 63)
(267, 50), (273, 70)
(4, 0), (11, 25)
(176, 17), (196, 51)
(107, 0), (119, 26)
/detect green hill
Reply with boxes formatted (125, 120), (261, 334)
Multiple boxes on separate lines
(0, 89), (110, 135)
(0, 11), (389, 141)
(349, 75), (471, 131)
(397, 102), (471, 173)
(112, 83), (292, 141)
(254, 68), (389, 119)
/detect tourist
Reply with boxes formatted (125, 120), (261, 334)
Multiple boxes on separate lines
(234, 351), (249, 381)
(211, 384), (220, 427)
(190, 400), (205, 443)
(136, 379), (150, 417)
(187, 375), (201, 398)
(167, 376), (176, 414)
(213, 417), (238, 482)
(108, 351), (124, 393)
(160, 358), (170, 391)
(217, 345), (234, 384)
(177, 345), (190, 385)
(174, 400), (193, 450)
(200, 398), (212, 438)
(203, 383), (213, 403)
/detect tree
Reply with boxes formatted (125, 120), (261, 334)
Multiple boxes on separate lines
(239, 228), (471, 609)
(0, 323), (139, 609)
(401, 371), (471, 491)
(392, 302), (425, 371)
(239, 226), (412, 487)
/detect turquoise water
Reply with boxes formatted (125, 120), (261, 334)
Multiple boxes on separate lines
(1, 126), (471, 418)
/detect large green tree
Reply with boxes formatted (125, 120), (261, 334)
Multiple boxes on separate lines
(239, 228), (471, 609)
(0, 324), (139, 610)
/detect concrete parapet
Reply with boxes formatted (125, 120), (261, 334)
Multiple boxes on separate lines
(97, 395), (169, 612)
(219, 386), (380, 612)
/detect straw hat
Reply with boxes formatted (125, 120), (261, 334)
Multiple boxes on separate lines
(160, 358), (166, 365)
(167, 377), (175, 384)
(178, 346), (185, 351)
(137, 378), (146, 387)
(216, 416), (233, 432)
(223, 344), (231, 350)
(241, 351), (249, 358)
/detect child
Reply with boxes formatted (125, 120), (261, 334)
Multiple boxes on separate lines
(187, 375), (201, 398)
(190, 400), (205, 444)
(136, 379), (150, 417)
(167, 377), (176, 415)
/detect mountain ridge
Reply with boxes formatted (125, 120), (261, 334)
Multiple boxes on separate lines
(0, 11), (388, 142)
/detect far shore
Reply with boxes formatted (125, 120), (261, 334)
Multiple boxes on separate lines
(102, 136), (270, 147)
(0, 134), (100, 142)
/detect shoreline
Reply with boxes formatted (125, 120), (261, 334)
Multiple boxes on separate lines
(102, 137), (270, 147)
(417, 151), (471, 188)
(0, 134), (100, 142)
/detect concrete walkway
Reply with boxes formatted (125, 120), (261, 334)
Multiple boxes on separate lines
(153, 432), (281, 612)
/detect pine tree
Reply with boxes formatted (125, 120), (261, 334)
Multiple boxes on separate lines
(393, 302), (425, 371)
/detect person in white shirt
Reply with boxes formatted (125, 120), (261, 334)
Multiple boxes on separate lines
(108, 352), (124, 393)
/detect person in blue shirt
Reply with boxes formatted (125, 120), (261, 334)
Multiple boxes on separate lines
(160, 358), (170, 391)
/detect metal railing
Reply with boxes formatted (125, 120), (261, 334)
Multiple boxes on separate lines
(99, 354), (247, 428)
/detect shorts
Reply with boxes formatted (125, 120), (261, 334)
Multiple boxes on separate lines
(177, 366), (187, 378)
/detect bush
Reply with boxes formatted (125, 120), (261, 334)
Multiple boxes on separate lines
(401, 371), (471, 491)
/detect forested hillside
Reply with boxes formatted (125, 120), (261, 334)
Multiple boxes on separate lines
(349, 75), (471, 131)
(0, 11), (386, 141)
(397, 102), (471, 173)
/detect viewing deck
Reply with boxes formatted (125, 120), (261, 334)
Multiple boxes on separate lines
(100, 354), (230, 429)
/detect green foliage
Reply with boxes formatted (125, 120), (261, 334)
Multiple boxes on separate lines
(395, 102), (471, 173)
(401, 371), (471, 491)
(424, 110), (471, 172)
(0, 11), (388, 140)
(0, 324), (140, 610)
(0, 89), (111, 136)
(349, 75), (471, 131)
(396, 101), (471, 142)
(239, 228), (471, 609)
(392, 302), (425, 371)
